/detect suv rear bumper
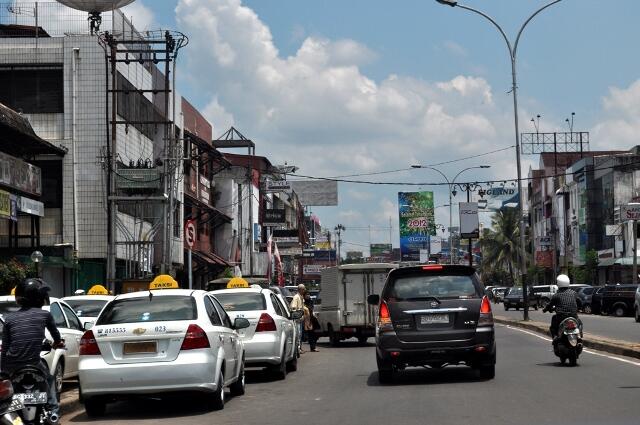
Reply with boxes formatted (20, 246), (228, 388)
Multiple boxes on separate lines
(376, 328), (496, 367)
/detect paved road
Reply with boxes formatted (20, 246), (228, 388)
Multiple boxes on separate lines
(62, 327), (640, 425)
(497, 305), (639, 343)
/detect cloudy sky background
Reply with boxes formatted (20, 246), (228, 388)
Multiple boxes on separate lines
(79, 0), (640, 254)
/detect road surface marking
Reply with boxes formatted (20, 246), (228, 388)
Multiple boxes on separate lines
(500, 324), (640, 367)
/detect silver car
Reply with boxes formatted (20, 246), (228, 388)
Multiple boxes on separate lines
(78, 289), (249, 417)
(211, 287), (302, 380)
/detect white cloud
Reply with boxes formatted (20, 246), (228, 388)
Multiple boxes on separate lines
(121, 2), (156, 31)
(442, 40), (468, 57)
(592, 80), (640, 150)
(203, 96), (235, 136)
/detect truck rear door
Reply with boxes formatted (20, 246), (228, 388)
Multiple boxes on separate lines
(344, 272), (367, 326)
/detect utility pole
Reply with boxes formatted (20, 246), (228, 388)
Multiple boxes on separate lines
(467, 185), (473, 267)
(335, 224), (345, 266)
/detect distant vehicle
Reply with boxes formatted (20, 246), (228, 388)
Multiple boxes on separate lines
(62, 295), (114, 326)
(634, 286), (640, 322)
(210, 287), (301, 379)
(317, 263), (398, 346)
(78, 289), (249, 416)
(491, 287), (507, 303)
(601, 284), (638, 317)
(591, 286), (606, 315)
(368, 264), (496, 383)
(574, 286), (596, 314)
(503, 287), (538, 311)
(532, 285), (558, 308)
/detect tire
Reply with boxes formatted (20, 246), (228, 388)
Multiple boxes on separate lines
(272, 347), (287, 380)
(229, 362), (245, 396)
(533, 304), (539, 311)
(328, 326), (340, 347)
(515, 307), (520, 311)
(84, 397), (106, 418)
(559, 356), (566, 365)
(583, 304), (593, 315)
(540, 298), (550, 309)
(53, 361), (64, 396)
(478, 364), (495, 380)
(635, 307), (640, 323)
(211, 371), (225, 410)
(504, 305), (509, 311)
(357, 336), (368, 345)
(613, 305), (626, 317)
(376, 354), (394, 384)
(568, 351), (578, 367)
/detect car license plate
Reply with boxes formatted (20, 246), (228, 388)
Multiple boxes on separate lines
(420, 314), (449, 324)
(14, 392), (47, 405)
(123, 341), (157, 354)
(8, 397), (24, 412)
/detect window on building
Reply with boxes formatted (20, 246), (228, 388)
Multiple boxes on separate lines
(0, 66), (63, 113)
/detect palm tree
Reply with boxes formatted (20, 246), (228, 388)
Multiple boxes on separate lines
(480, 208), (524, 284)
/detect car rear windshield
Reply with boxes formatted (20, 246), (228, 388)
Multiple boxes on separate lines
(214, 293), (266, 311)
(97, 296), (197, 324)
(508, 288), (522, 295)
(65, 299), (109, 317)
(387, 274), (480, 300)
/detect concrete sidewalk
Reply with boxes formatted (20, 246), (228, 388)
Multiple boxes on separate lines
(494, 314), (640, 360)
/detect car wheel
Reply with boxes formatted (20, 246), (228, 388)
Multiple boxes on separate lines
(504, 305), (509, 311)
(84, 397), (106, 418)
(583, 304), (593, 315)
(614, 305), (626, 317)
(635, 308), (640, 323)
(211, 371), (225, 410)
(272, 346), (287, 380)
(357, 336), (368, 345)
(515, 307), (520, 311)
(376, 354), (394, 384)
(53, 361), (64, 396)
(328, 326), (340, 347)
(229, 362), (245, 396)
(478, 364), (495, 380)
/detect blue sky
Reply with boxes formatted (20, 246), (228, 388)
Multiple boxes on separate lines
(122, 0), (640, 254)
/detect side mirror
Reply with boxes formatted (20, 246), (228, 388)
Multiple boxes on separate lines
(233, 317), (250, 330)
(367, 294), (380, 305)
(84, 322), (94, 331)
(290, 310), (303, 320)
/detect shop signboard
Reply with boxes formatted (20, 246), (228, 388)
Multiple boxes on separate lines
(264, 209), (286, 226)
(17, 196), (44, 217)
(272, 229), (299, 244)
(398, 191), (435, 262)
(303, 264), (325, 275)
(621, 203), (640, 221)
(0, 190), (10, 218)
(0, 151), (41, 196)
(459, 202), (479, 239)
(265, 180), (291, 192)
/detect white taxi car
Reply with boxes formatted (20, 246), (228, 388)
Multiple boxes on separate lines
(210, 287), (302, 380)
(78, 289), (249, 417)
(62, 295), (114, 327)
(0, 296), (85, 394)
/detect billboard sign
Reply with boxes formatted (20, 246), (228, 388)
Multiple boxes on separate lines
(303, 264), (325, 275)
(430, 237), (442, 255)
(477, 185), (519, 211)
(265, 180), (292, 192)
(290, 180), (338, 206)
(264, 209), (286, 226)
(621, 203), (640, 221)
(370, 243), (392, 258)
(398, 191), (435, 262)
(459, 202), (479, 239)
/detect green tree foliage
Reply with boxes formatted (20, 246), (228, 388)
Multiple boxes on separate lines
(569, 250), (599, 285)
(480, 208), (524, 285)
(0, 258), (36, 295)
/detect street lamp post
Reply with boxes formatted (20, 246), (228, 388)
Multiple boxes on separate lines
(435, 0), (564, 321)
(411, 165), (490, 265)
(334, 224), (345, 266)
(30, 250), (43, 278)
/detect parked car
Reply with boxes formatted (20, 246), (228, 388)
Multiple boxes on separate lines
(492, 287), (507, 303)
(574, 286), (596, 314)
(62, 295), (114, 326)
(368, 264), (496, 383)
(78, 289), (249, 417)
(503, 287), (538, 311)
(532, 285), (557, 308)
(634, 285), (640, 322)
(601, 284), (638, 317)
(210, 287), (301, 379)
(0, 296), (84, 394)
(591, 286), (606, 315)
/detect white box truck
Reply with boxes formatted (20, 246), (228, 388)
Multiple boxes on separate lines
(317, 263), (398, 345)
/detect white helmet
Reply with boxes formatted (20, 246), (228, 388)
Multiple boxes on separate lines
(556, 274), (570, 288)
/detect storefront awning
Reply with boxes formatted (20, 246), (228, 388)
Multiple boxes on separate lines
(613, 257), (640, 266)
(191, 250), (231, 268)
(597, 257), (616, 267)
(0, 102), (66, 157)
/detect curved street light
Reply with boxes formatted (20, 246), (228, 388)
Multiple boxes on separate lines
(435, 0), (564, 320)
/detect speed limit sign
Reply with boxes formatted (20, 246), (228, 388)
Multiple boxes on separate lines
(185, 220), (196, 248)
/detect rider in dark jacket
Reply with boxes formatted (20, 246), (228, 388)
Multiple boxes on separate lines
(1, 278), (64, 423)
(543, 274), (579, 339)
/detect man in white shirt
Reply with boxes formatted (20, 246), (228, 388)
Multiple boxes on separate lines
(290, 284), (305, 352)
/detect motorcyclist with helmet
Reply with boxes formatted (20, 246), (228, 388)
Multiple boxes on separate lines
(1, 278), (64, 423)
(543, 274), (580, 342)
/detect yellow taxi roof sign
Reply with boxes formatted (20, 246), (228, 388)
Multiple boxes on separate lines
(10, 287), (15, 296)
(87, 284), (109, 295)
(227, 277), (249, 289)
(150, 274), (179, 290)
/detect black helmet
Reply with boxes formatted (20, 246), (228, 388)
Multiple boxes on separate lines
(15, 278), (50, 308)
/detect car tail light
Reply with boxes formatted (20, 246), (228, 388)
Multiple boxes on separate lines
(255, 313), (277, 332)
(181, 324), (211, 350)
(478, 296), (494, 327)
(378, 301), (393, 332)
(0, 380), (13, 400)
(422, 265), (443, 271)
(79, 330), (101, 355)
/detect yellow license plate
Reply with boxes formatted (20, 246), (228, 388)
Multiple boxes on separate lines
(123, 341), (157, 354)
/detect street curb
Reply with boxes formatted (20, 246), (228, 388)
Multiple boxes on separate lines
(494, 316), (640, 360)
(60, 387), (83, 418)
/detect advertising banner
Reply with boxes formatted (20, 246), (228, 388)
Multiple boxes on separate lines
(264, 209), (286, 226)
(290, 180), (338, 206)
(370, 243), (392, 258)
(0, 151), (42, 196)
(303, 265), (325, 275)
(430, 237), (442, 255)
(0, 190), (10, 218)
(398, 191), (435, 262)
(272, 229), (299, 244)
(477, 185), (519, 211)
(265, 180), (292, 192)
(535, 250), (553, 269)
(621, 204), (640, 221)
(459, 202), (479, 239)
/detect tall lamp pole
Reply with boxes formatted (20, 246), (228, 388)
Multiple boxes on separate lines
(411, 165), (490, 264)
(436, 0), (564, 321)
(334, 224), (345, 265)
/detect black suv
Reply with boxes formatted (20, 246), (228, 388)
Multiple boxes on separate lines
(601, 284), (638, 317)
(368, 265), (496, 383)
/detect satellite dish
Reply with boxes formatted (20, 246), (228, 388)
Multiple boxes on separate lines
(55, 0), (137, 13)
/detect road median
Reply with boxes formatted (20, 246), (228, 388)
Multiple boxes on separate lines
(494, 315), (640, 360)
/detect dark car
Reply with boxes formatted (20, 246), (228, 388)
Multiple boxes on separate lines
(601, 284), (638, 317)
(591, 286), (606, 315)
(503, 287), (539, 311)
(367, 264), (496, 383)
(575, 286), (596, 314)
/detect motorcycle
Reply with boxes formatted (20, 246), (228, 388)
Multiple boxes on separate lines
(10, 341), (59, 425)
(543, 306), (583, 366)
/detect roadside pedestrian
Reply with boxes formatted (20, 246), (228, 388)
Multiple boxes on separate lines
(290, 284), (305, 352)
(304, 296), (320, 352)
